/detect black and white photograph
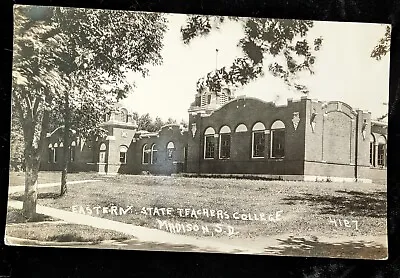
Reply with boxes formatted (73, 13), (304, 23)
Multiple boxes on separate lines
(5, 5), (390, 260)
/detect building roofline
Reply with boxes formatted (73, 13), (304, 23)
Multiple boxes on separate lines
(371, 120), (388, 126)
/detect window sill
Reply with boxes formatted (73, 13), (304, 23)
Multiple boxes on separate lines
(269, 157), (285, 160)
(369, 166), (386, 169)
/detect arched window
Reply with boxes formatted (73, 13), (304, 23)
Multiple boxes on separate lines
(204, 127), (216, 159)
(270, 120), (285, 158)
(235, 124), (248, 133)
(370, 134), (376, 166)
(119, 145), (128, 164)
(167, 141), (175, 160)
(142, 144), (150, 164)
(99, 143), (107, 163)
(252, 122), (266, 158)
(219, 125), (231, 159)
(377, 135), (386, 167)
(151, 144), (158, 164)
(120, 108), (128, 123)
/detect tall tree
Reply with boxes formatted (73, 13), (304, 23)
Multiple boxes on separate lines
(137, 113), (153, 131)
(152, 116), (165, 132)
(165, 117), (177, 125)
(11, 6), (167, 217)
(12, 6), (67, 218)
(181, 16), (322, 94)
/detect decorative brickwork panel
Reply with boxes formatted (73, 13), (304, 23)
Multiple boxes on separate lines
(322, 111), (354, 164)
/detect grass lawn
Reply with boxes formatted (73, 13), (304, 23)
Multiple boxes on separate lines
(6, 222), (130, 244)
(8, 172), (387, 243)
(5, 207), (131, 244)
(8, 171), (100, 186)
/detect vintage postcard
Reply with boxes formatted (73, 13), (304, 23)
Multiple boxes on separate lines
(6, 5), (390, 260)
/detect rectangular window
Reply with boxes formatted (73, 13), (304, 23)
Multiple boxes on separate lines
(219, 134), (231, 159)
(152, 151), (157, 164)
(207, 95), (212, 104)
(377, 144), (385, 166)
(143, 151), (150, 164)
(54, 148), (58, 163)
(204, 135), (215, 159)
(99, 152), (106, 163)
(369, 143), (375, 166)
(252, 132), (265, 158)
(271, 130), (285, 158)
(120, 152), (127, 164)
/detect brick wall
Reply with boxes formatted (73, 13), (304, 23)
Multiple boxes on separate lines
(187, 97), (307, 175)
(125, 125), (187, 175)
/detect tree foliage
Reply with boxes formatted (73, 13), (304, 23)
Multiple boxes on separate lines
(370, 25), (392, 121)
(11, 5), (167, 216)
(371, 25), (391, 61)
(181, 16), (323, 94)
(134, 112), (181, 132)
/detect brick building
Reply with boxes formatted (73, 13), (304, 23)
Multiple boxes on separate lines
(41, 88), (387, 183)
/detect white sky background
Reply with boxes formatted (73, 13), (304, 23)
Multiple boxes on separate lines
(122, 14), (390, 122)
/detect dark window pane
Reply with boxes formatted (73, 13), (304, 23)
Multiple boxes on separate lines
(143, 152), (149, 164)
(143, 145), (150, 164)
(205, 135), (215, 159)
(253, 132), (265, 157)
(220, 134), (231, 158)
(120, 152), (126, 163)
(272, 130), (285, 158)
(377, 144), (385, 166)
(152, 145), (158, 164)
(369, 143), (375, 166)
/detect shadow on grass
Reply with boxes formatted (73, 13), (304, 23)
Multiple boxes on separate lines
(265, 236), (387, 259)
(109, 239), (245, 254)
(7, 208), (54, 224)
(282, 190), (386, 218)
(47, 233), (130, 244)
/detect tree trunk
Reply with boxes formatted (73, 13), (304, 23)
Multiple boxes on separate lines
(22, 152), (39, 219)
(60, 89), (70, 197)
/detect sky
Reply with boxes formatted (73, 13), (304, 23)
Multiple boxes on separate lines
(122, 14), (390, 122)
